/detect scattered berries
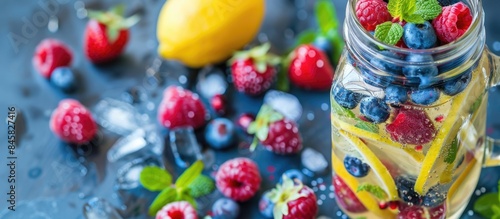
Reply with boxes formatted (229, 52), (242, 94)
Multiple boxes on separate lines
(268, 176), (318, 219)
(33, 38), (72, 78)
(410, 87), (440, 105)
(50, 67), (77, 93)
(403, 21), (437, 49)
(332, 86), (363, 109)
(155, 201), (198, 219)
(157, 86), (207, 129)
(344, 155), (370, 177)
(432, 2), (473, 44)
(333, 175), (367, 213)
(50, 99), (98, 145)
(259, 191), (275, 218)
(215, 158), (261, 202)
(288, 45), (335, 90)
(386, 109), (436, 145)
(210, 94), (227, 115)
(205, 118), (236, 150)
(212, 198), (240, 219)
(355, 0), (392, 31)
(360, 97), (390, 123)
(384, 86), (408, 105)
(279, 169), (306, 184)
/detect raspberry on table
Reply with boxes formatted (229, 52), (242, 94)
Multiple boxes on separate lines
(355, 0), (392, 31)
(50, 99), (98, 145)
(155, 201), (198, 219)
(432, 2), (473, 44)
(215, 158), (261, 202)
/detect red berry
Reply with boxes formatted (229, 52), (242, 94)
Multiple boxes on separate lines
(155, 201), (198, 219)
(288, 45), (335, 90)
(157, 86), (207, 129)
(84, 20), (129, 63)
(231, 58), (275, 96)
(50, 99), (97, 144)
(386, 109), (436, 145)
(432, 2), (473, 44)
(332, 175), (367, 213)
(261, 119), (302, 154)
(282, 186), (318, 219)
(210, 94), (226, 115)
(237, 113), (255, 132)
(33, 39), (72, 78)
(215, 158), (261, 202)
(355, 0), (392, 31)
(397, 202), (446, 219)
(379, 202), (388, 209)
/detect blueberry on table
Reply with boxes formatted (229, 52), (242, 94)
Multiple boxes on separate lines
(279, 169), (306, 184)
(205, 118), (236, 149)
(403, 21), (437, 49)
(370, 50), (403, 76)
(396, 176), (422, 205)
(410, 87), (440, 105)
(258, 191), (275, 218)
(212, 198), (240, 219)
(333, 86), (363, 109)
(441, 70), (472, 96)
(360, 97), (390, 123)
(344, 155), (370, 177)
(384, 86), (408, 105)
(50, 67), (77, 92)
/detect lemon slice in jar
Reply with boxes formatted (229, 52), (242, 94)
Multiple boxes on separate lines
(414, 71), (481, 195)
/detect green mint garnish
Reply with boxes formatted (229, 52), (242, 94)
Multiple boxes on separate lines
(355, 120), (380, 134)
(331, 99), (356, 118)
(375, 0), (442, 45)
(139, 166), (172, 191)
(357, 183), (388, 200)
(148, 187), (177, 215)
(444, 138), (458, 164)
(474, 181), (500, 218)
(175, 160), (204, 188)
(187, 175), (215, 198)
(316, 0), (339, 34)
(374, 22), (404, 46)
(470, 93), (484, 113)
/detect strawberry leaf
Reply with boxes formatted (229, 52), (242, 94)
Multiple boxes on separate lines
(148, 187), (177, 216)
(175, 160), (204, 189)
(140, 166), (172, 191)
(415, 0), (442, 20)
(256, 126), (269, 141)
(357, 183), (388, 200)
(474, 193), (499, 218)
(111, 4), (125, 16)
(315, 0), (339, 34)
(374, 22), (403, 46)
(295, 30), (317, 46)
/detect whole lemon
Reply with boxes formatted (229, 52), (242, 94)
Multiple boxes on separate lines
(157, 0), (265, 68)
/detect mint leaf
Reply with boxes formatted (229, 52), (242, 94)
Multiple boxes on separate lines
(295, 30), (316, 46)
(444, 138), (458, 164)
(149, 187), (177, 216)
(187, 175), (215, 198)
(404, 14), (425, 24)
(140, 166), (172, 191)
(470, 94), (484, 113)
(177, 191), (197, 208)
(331, 98), (356, 118)
(175, 160), (204, 188)
(415, 0), (442, 20)
(357, 183), (388, 200)
(316, 0), (338, 34)
(388, 0), (416, 19)
(355, 120), (379, 134)
(374, 22), (403, 45)
(474, 193), (500, 218)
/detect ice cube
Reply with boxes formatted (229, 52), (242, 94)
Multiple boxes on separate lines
(169, 127), (203, 168)
(264, 90), (303, 122)
(341, 64), (385, 99)
(301, 148), (328, 174)
(83, 197), (123, 219)
(196, 66), (228, 98)
(93, 98), (146, 136)
(107, 126), (163, 165)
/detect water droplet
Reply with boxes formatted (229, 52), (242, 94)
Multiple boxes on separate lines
(146, 102), (155, 111)
(297, 9), (308, 20)
(317, 199), (323, 205)
(258, 33), (268, 43)
(28, 167), (42, 179)
(76, 8), (87, 19)
(316, 60), (324, 68)
(306, 112), (315, 121)
(178, 75), (187, 84)
(48, 16), (58, 32)
(493, 41), (500, 52)
(468, 210), (474, 216)
(321, 103), (329, 111)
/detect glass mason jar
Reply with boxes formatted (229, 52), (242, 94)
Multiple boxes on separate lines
(330, 0), (500, 218)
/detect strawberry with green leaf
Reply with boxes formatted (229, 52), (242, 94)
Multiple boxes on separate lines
(140, 160), (215, 216)
(248, 105), (302, 155)
(84, 5), (139, 63)
(266, 176), (318, 219)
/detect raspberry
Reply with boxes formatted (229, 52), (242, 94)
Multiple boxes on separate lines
(155, 201), (198, 219)
(386, 109), (436, 145)
(50, 99), (97, 144)
(33, 38), (73, 79)
(333, 175), (367, 213)
(432, 2), (473, 44)
(215, 158), (261, 202)
(157, 86), (207, 129)
(355, 0), (392, 31)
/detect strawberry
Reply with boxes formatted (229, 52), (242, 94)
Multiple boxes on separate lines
(397, 202), (446, 219)
(288, 45), (335, 90)
(50, 99), (98, 144)
(33, 38), (73, 78)
(267, 176), (318, 219)
(386, 109), (436, 145)
(215, 158), (261, 202)
(157, 86), (207, 129)
(248, 105), (302, 155)
(332, 175), (367, 213)
(155, 201), (198, 219)
(84, 5), (139, 64)
(229, 43), (280, 96)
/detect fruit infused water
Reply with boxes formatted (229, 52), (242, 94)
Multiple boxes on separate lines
(330, 0), (490, 218)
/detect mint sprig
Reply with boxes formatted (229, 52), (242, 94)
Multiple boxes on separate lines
(357, 183), (388, 200)
(139, 166), (172, 191)
(374, 0), (442, 45)
(474, 181), (500, 218)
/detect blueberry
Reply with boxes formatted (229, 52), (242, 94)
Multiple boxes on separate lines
(402, 54), (438, 87)
(205, 118), (236, 149)
(343, 155), (370, 177)
(437, 0), (459, 6)
(410, 87), (440, 105)
(313, 36), (333, 61)
(212, 198), (240, 219)
(360, 97), (390, 123)
(333, 86), (363, 109)
(441, 70), (472, 96)
(403, 21), (437, 49)
(396, 176), (422, 205)
(384, 86), (408, 105)
(422, 186), (447, 208)
(361, 68), (394, 88)
(279, 169), (306, 184)
(259, 191), (275, 218)
(50, 67), (76, 92)
(370, 50), (403, 76)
